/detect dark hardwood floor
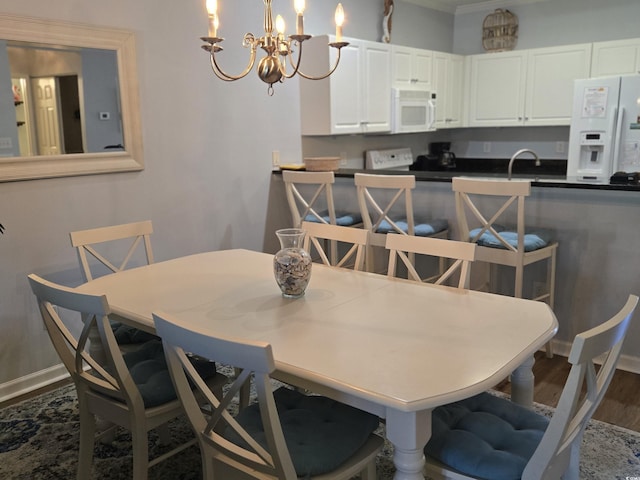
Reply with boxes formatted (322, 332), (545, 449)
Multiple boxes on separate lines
(3, 354), (639, 432)
(495, 351), (640, 432)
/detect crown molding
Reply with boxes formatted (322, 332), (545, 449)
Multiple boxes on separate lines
(403, 0), (550, 15)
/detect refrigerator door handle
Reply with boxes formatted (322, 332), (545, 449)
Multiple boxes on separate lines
(612, 106), (624, 171)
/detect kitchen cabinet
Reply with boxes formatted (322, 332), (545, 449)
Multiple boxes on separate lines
(299, 35), (391, 135)
(467, 43), (592, 127)
(432, 51), (464, 128)
(591, 38), (640, 77)
(391, 45), (432, 88)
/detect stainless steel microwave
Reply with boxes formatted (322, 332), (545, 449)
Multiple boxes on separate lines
(390, 87), (436, 133)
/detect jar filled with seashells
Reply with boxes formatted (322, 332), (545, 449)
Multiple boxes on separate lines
(273, 228), (312, 298)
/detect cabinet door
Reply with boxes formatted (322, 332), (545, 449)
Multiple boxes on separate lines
(361, 41), (391, 133)
(468, 51), (527, 127)
(330, 43), (363, 134)
(591, 39), (640, 77)
(525, 43), (592, 126)
(391, 46), (414, 85)
(432, 51), (448, 127)
(445, 54), (464, 128)
(412, 49), (432, 88)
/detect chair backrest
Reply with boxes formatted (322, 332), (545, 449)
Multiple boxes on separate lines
(523, 294), (638, 480)
(355, 173), (416, 244)
(452, 177), (530, 253)
(283, 170), (336, 228)
(301, 221), (368, 271)
(27, 274), (146, 411)
(153, 310), (300, 479)
(69, 220), (154, 282)
(385, 234), (477, 288)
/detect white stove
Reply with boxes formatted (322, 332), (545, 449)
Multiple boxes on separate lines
(365, 147), (414, 170)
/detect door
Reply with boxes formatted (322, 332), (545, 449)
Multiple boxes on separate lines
(31, 77), (62, 155)
(615, 75), (640, 172)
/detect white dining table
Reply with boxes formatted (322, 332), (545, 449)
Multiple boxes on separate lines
(76, 249), (558, 480)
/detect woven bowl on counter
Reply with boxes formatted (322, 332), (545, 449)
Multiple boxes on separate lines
(304, 157), (341, 171)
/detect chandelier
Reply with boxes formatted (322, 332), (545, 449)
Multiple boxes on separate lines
(201, 0), (349, 95)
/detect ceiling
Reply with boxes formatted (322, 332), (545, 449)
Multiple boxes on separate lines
(404, 0), (551, 14)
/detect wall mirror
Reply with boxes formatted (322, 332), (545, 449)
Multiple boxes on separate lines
(0, 14), (143, 182)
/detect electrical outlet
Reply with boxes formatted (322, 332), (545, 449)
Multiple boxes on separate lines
(0, 137), (12, 149)
(555, 141), (565, 154)
(340, 151), (347, 166)
(272, 150), (280, 167)
(483, 142), (491, 153)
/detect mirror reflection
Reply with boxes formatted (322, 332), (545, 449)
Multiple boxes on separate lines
(3, 41), (123, 157)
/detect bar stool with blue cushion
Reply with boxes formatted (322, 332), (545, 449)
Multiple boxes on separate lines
(453, 177), (558, 356)
(424, 294), (638, 480)
(355, 172), (448, 273)
(154, 309), (384, 479)
(283, 170), (362, 265)
(27, 274), (228, 480)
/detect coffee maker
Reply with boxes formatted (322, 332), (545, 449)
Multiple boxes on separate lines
(429, 142), (456, 170)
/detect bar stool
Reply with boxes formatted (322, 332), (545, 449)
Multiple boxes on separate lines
(283, 170), (361, 264)
(452, 177), (558, 356)
(355, 173), (448, 274)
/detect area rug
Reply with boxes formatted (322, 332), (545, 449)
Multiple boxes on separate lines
(1, 383), (639, 479)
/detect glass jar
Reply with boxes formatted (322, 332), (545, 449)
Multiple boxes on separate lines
(273, 228), (312, 298)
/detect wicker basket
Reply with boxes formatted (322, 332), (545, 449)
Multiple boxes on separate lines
(482, 9), (518, 52)
(304, 157), (341, 172)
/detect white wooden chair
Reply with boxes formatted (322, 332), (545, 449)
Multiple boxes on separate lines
(302, 221), (368, 271)
(355, 173), (448, 273)
(69, 220), (154, 282)
(27, 274), (228, 480)
(70, 220), (157, 346)
(452, 177), (558, 356)
(153, 310), (384, 480)
(423, 294), (638, 480)
(283, 170), (362, 265)
(385, 234), (477, 289)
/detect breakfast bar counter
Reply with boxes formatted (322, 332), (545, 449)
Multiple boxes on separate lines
(267, 171), (640, 373)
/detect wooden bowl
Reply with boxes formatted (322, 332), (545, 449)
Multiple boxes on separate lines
(304, 157), (341, 171)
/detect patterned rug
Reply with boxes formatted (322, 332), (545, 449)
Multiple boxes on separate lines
(0, 382), (639, 479)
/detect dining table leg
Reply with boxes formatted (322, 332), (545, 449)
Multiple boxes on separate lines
(510, 354), (535, 408)
(385, 408), (432, 480)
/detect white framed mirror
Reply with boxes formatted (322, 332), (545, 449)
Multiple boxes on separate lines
(0, 14), (143, 182)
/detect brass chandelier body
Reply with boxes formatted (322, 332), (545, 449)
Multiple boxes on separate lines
(201, 0), (348, 95)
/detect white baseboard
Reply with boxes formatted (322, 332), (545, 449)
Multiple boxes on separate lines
(548, 340), (640, 374)
(0, 364), (69, 404)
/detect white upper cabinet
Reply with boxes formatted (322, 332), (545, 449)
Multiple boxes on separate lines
(299, 35), (391, 135)
(391, 45), (432, 88)
(591, 38), (640, 77)
(468, 44), (592, 127)
(432, 51), (464, 128)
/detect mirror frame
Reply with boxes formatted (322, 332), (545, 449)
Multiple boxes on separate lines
(0, 14), (143, 182)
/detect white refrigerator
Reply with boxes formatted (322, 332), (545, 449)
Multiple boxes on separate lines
(567, 74), (640, 183)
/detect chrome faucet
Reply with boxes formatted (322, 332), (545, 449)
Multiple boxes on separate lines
(508, 149), (540, 180)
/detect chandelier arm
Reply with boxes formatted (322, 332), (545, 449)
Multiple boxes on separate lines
(296, 45), (344, 81)
(278, 40), (305, 80)
(209, 42), (258, 81)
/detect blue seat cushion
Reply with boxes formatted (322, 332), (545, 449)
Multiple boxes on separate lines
(111, 321), (159, 344)
(304, 211), (362, 226)
(375, 218), (448, 236)
(425, 392), (549, 480)
(121, 340), (217, 408)
(225, 387), (380, 477)
(469, 227), (553, 252)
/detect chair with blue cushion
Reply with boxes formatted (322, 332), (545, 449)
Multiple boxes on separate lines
(153, 309), (384, 480)
(302, 221), (369, 271)
(385, 234), (477, 289)
(355, 172), (448, 274)
(27, 274), (228, 480)
(283, 170), (362, 266)
(453, 177), (558, 356)
(70, 220), (159, 347)
(424, 294), (638, 480)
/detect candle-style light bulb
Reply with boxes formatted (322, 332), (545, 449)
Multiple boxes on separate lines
(276, 14), (286, 40)
(206, 0), (218, 37)
(335, 3), (344, 43)
(295, 0), (305, 35)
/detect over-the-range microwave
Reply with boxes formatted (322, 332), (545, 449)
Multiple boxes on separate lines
(390, 87), (437, 133)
